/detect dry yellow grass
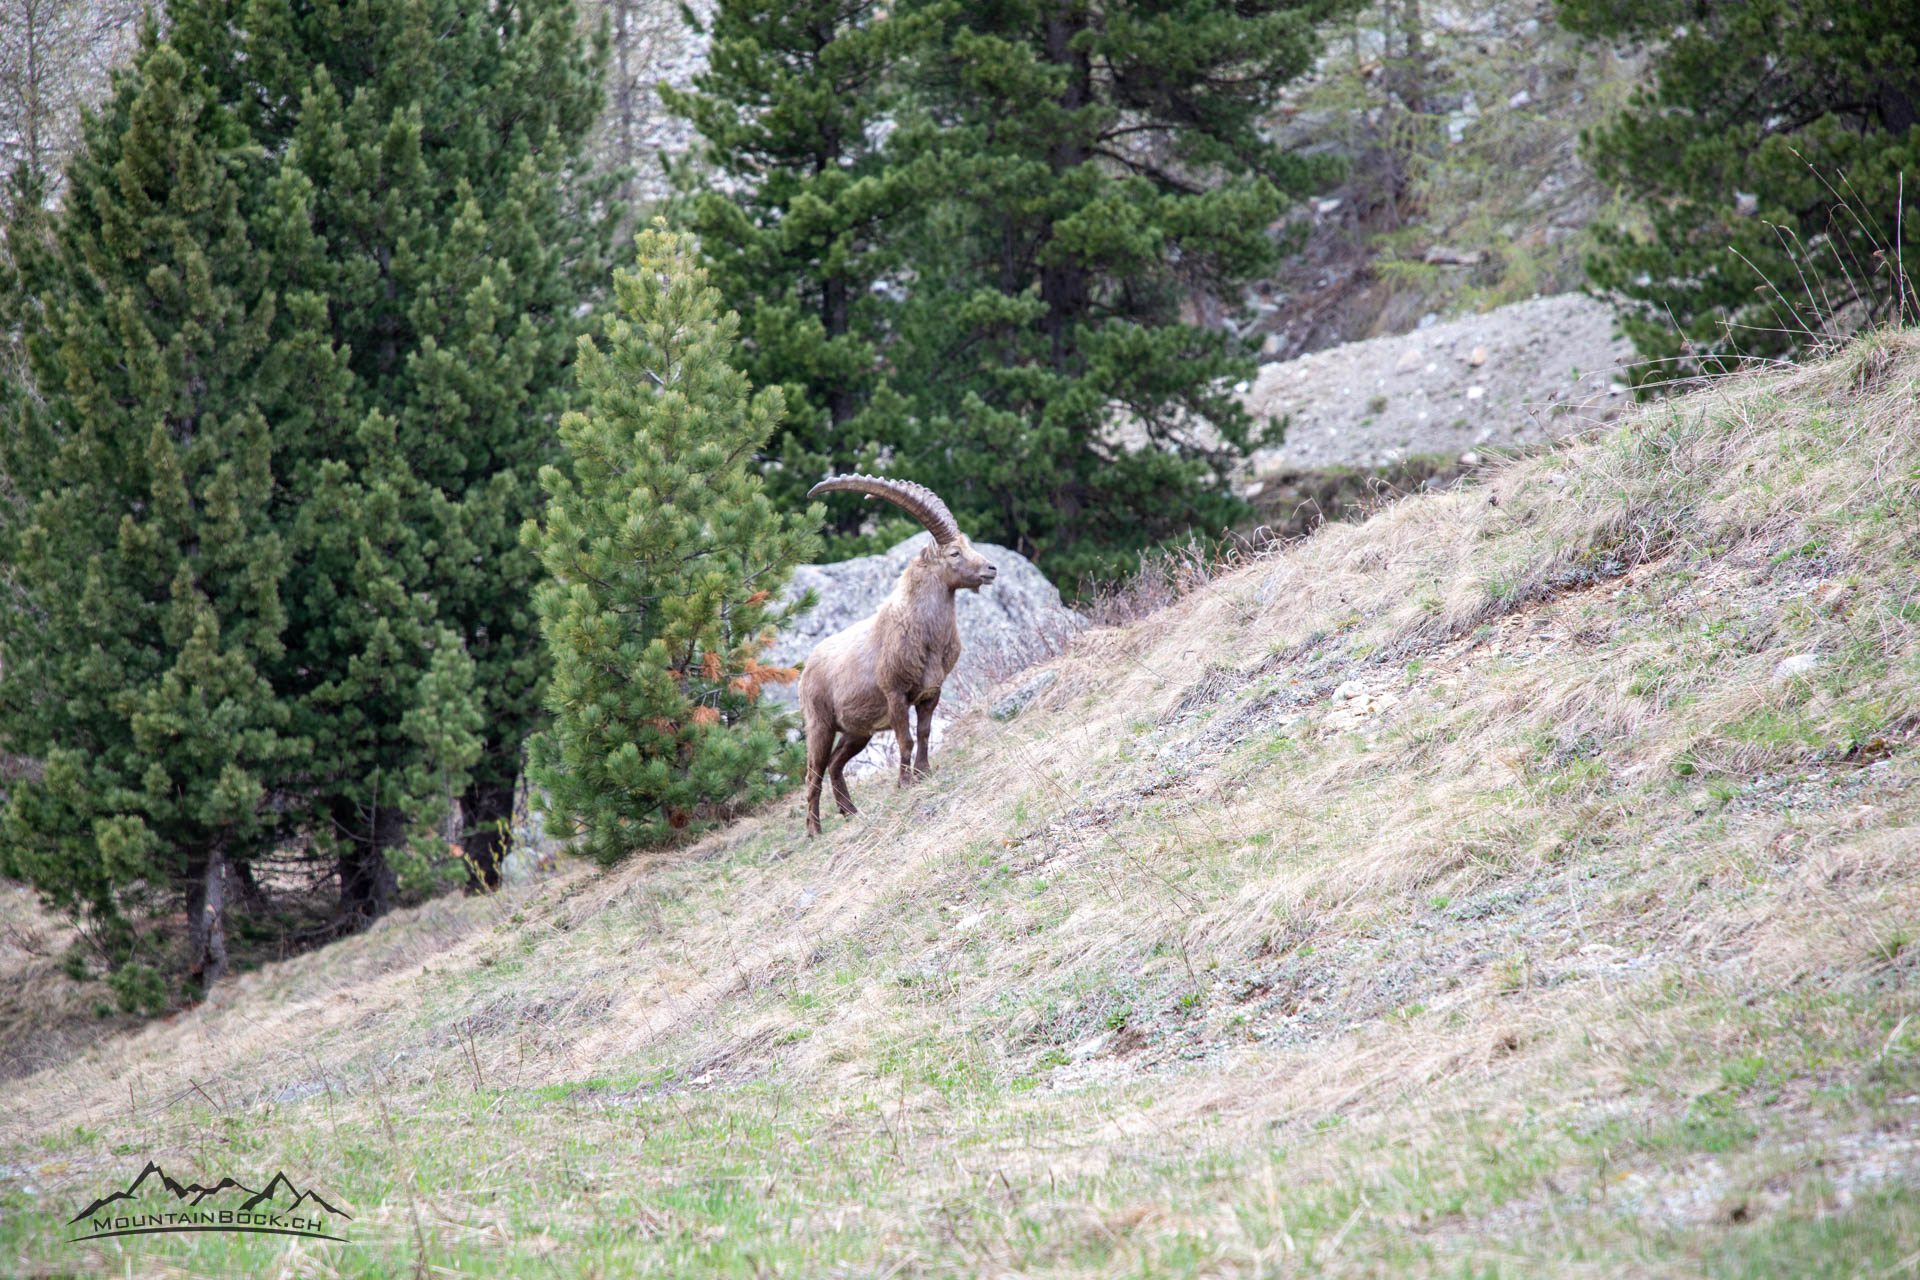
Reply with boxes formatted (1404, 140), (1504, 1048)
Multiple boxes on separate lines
(3, 332), (1919, 1276)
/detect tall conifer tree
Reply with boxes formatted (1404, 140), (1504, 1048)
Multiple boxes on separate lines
(163, 0), (615, 910)
(2, 0), (613, 979)
(675, 0), (1348, 580)
(890, 0), (1347, 579)
(665, 0), (939, 553)
(523, 226), (819, 862)
(1560, 0), (1920, 380)
(0, 40), (309, 993)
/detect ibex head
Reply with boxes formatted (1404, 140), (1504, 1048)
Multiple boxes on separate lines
(808, 474), (998, 592)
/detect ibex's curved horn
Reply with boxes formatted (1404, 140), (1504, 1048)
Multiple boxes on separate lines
(807, 474), (960, 545)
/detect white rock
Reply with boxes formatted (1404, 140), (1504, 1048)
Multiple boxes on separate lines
(1466, 386), (1486, 401)
(1458, 451), (1481, 466)
(770, 533), (1082, 725)
(1070, 1032), (1110, 1062)
(1772, 653), (1823, 682)
(500, 847), (555, 886)
(1507, 89), (1531, 109)
(991, 669), (1058, 721)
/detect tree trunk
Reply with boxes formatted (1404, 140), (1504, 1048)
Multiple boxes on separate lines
(460, 778), (515, 892)
(823, 273), (858, 428)
(336, 800), (403, 928)
(1391, 0), (1428, 117)
(229, 858), (270, 911)
(1875, 78), (1919, 135)
(1038, 1), (1093, 372)
(185, 846), (229, 991)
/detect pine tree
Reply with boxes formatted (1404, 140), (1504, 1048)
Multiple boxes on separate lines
(1560, 0), (1920, 380)
(664, 0), (938, 554)
(883, 0), (1347, 581)
(523, 225), (820, 862)
(0, 39), (304, 996)
(0, 0), (605, 977)
(159, 0), (616, 908)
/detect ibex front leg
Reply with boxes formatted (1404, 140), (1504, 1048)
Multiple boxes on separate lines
(886, 691), (916, 787)
(912, 692), (939, 779)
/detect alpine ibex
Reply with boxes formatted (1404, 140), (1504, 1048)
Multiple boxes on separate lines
(800, 476), (997, 836)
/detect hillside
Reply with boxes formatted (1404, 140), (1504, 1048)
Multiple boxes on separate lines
(4, 334), (1919, 1276)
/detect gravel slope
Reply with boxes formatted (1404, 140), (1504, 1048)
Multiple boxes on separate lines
(1243, 292), (1637, 472)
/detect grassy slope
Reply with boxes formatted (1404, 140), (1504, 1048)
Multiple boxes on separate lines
(4, 334), (1920, 1277)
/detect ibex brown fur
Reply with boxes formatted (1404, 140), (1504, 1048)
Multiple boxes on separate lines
(799, 476), (996, 836)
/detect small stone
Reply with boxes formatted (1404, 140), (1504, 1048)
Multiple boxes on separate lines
(1418, 312), (1439, 330)
(500, 848), (552, 886)
(1507, 89), (1531, 109)
(1458, 450), (1481, 466)
(1734, 191), (1759, 217)
(1772, 653), (1822, 682)
(1069, 1032), (1109, 1062)
(1315, 197), (1343, 215)
(1241, 480), (1266, 499)
(1261, 333), (1283, 356)
(1467, 346), (1488, 367)
(991, 669), (1058, 721)
(1466, 386), (1486, 401)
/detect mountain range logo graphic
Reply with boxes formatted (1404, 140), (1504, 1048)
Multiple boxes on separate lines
(67, 1160), (353, 1243)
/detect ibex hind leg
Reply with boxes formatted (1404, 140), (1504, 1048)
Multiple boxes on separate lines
(804, 721), (837, 837)
(827, 734), (870, 815)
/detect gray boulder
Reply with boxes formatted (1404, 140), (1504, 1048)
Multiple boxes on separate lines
(764, 533), (1081, 711)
